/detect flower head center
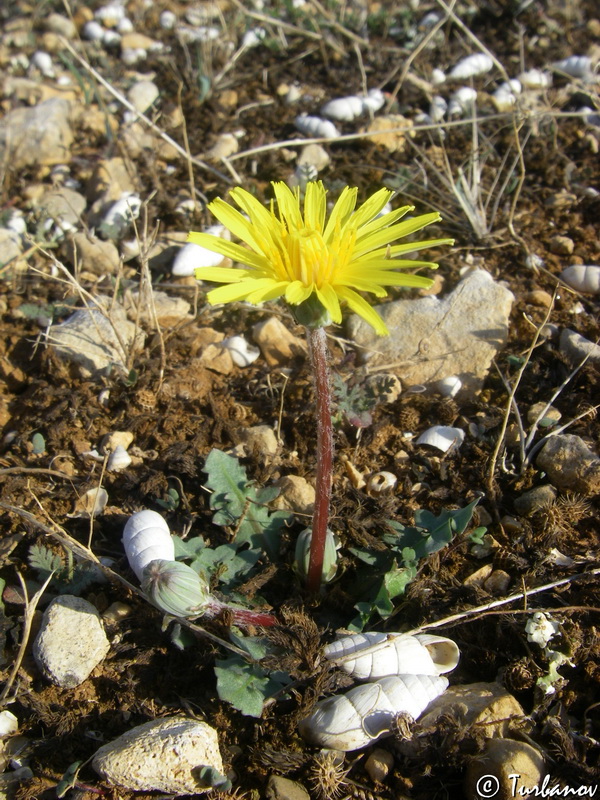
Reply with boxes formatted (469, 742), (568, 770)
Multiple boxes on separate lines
(288, 228), (329, 287)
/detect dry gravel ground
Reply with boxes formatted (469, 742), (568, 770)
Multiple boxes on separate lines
(0, 1), (598, 799)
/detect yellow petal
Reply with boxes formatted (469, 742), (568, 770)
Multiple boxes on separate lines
(207, 198), (265, 253)
(353, 212), (442, 256)
(195, 266), (253, 283)
(317, 283), (342, 324)
(303, 181), (327, 232)
(365, 237), (455, 260)
(207, 282), (256, 304)
(335, 286), (389, 336)
(347, 188), (395, 230)
(322, 186), (358, 242)
(188, 232), (268, 271)
(272, 182), (303, 230)
(285, 280), (313, 305)
(246, 281), (289, 304)
(353, 204), (413, 239)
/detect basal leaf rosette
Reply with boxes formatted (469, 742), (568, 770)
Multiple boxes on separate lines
(189, 181), (453, 336)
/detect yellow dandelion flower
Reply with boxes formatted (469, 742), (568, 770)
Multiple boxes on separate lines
(188, 181), (453, 336)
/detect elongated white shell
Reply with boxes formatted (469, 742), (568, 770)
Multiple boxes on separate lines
(299, 674), (448, 750)
(173, 226), (229, 276)
(416, 425), (465, 453)
(430, 95), (447, 122)
(295, 114), (340, 139)
(553, 55), (592, 79)
(323, 632), (459, 680)
(560, 264), (600, 295)
(321, 96), (365, 122)
(123, 510), (174, 580)
(449, 53), (493, 80)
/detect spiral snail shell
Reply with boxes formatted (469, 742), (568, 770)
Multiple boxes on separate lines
(299, 673), (448, 751)
(323, 631), (459, 680)
(123, 510), (174, 580)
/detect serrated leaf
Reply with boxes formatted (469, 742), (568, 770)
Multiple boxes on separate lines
(215, 656), (270, 717)
(28, 544), (64, 576)
(229, 631), (269, 660)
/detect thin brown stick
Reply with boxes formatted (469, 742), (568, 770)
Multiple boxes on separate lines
(405, 568), (600, 636)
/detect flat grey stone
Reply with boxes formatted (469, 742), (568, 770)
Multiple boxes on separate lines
(33, 595), (110, 688)
(559, 328), (600, 365)
(92, 716), (224, 794)
(0, 98), (73, 170)
(49, 298), (145, 377)
(39, 188), (86, 232)
(514, 485), (557, 516)
(266, 775), (310, 800)
(536, 434), (600, 494)
(347, 269), (514, 398)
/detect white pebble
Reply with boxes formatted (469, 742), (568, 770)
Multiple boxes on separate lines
(127, 81), (159, 113)
(448, 86), (477, 116)
(242, 28), (266, 48)
(116, 17), (134, 34)
(121, 48), (146, 66)
(431, 68), (446, 85)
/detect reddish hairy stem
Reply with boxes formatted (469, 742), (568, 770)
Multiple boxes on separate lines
(306, 326), (334, 594)
(206, 599), (277, 627)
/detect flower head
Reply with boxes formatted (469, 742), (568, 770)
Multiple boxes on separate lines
(189, 181), (452, 335)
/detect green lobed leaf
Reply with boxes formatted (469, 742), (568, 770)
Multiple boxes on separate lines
(214, 656), (271, 718)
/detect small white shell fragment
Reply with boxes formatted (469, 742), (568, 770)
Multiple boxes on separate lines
(560, 264), (600, 295)
(431, 68), (446, 85)
(0, 711), (18, 738)
(159, 10), (177, 29)
(73, 487), (108, 517)
(519, 69), (552, 90)
(123, 509), (174, 581)
(117, 17), (134, 34)
(102, 193), (141, 236)
(416, 425), (465, 453)
(173, 230), (229, 277)
(525, 612), (559, 648)
(95, 3), (126, 25)
(553, 55), (592, 79)
(299, 674), (448, 751)
(295, 114), (340, 139)
(107, 445), (132, 472)
(103, 30), (122, 47)
(448, 86), (477, 116)
(242, 28), (266, 48)
(436, 375), (462, 398)
(321, 95), (365, 122)
(363, 88), (385, 112)
(83, 20), (105, 41)
(5, 211), (26, 236)
(121, 48), (146, 66)
(31, 51), (55, 77)
(92, 715), (224, 794)
(222, 335), (260, 367)
(366, 471), (397, 495)
(449, 53), (493, 80)
(429, 95), (448, 122)
(324, 632), (459, 680)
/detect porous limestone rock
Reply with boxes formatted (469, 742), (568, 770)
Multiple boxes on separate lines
(92, 715), (224, 794)
(347, 270), (514, 398)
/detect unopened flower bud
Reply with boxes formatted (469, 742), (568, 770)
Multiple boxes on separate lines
(294, 293), (332, 329)
(295, 527), (339, 583)
(142, 560), (210, 618)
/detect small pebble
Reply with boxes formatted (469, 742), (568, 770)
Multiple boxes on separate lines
(33, 596), (110, 688)
(365, 748), (394, 783)
(514, 485), (557, 516)
(549, 235), (574, 255)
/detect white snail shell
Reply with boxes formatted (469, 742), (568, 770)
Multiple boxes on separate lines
(436, 375), (462, 398)
(519, 69), (552, 90)
(448, 86), (477, 117)
(560, 265), (600, 295)
(173, 226), (229, 276)
(298, 674), (448, 751)
(107, 444), (132, 472)
(123, 510), (174, 581)
(429, 95), (448, 122)
(323, 632), (459, 680)
(321, 96), (365, 122)
(448, 53), (493, 80)
(222, 335), (260, 367)
(366, 471), (397, 495)
(416, 425), (465, 453)
(553, 55), (592, 79)
(295, 114), (340, 139)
